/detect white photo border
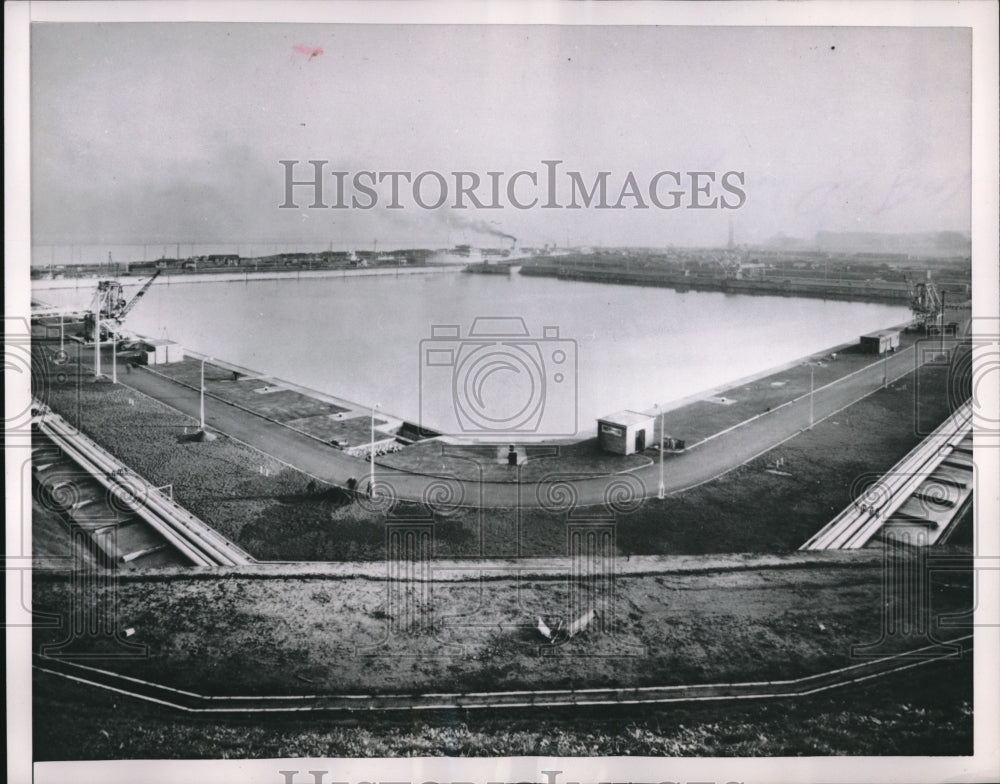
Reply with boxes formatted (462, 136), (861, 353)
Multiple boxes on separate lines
(6, 2), (998, 783)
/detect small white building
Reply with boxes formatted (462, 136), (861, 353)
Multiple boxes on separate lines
(141, 338), (185, 365)
(597, 410), (655, 456)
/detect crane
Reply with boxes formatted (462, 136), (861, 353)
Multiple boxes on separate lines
(83, 270), (161, 342)
(116, 268), (161, 320)
(905, 274), (943, 331)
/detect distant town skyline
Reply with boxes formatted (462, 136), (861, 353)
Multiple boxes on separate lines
(29, 228), (973, 268)
(31, 24), (971, 260)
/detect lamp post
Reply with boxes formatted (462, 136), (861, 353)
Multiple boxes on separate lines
(940, 289), (946, 355)
(370, 403), (380, 496)
(59, 312), (64, 353)
(199, 356), (213, 431)
(808, 362), (815, 429)
(111, 330), (118, 384)
(655, 404), (665, 499)
(93, 300), (101, 379)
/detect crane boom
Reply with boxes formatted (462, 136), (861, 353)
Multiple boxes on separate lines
(83, 269), (162, 342)
(117, 269), (161, 320)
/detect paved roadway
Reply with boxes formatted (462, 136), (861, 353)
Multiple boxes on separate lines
(62, 344), (928, 510)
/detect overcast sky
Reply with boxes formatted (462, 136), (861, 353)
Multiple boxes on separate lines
(31, 24), (971, 258)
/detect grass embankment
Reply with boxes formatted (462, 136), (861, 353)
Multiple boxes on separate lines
(40, 370), (372, 560)
(31, 556), (971, 698)
(38, 344), (966, 560)
(33, 631), (972, 759)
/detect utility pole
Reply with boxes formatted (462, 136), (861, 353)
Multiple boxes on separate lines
(807, 363), (815, 429)
(656, 404), (665, 499)
(370, 403), (380, 496)
(200, 357), (212, 431)
(93, 296), (101, 378)
(940, 290), (947, 355)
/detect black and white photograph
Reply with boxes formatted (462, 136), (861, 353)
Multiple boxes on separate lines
(6, 2), (999, 783)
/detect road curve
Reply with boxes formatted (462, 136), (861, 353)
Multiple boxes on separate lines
(67, 344), (923, 510)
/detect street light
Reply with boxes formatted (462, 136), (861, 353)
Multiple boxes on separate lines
(655, 404), (665, 499)
(940, 289), (947, 356)
(200, 356), (214, 431)
(808, 362), (815, 429)
(93, 299), (102, 379)
(370, 403), (381, 496)
(111, 330), (118, 384)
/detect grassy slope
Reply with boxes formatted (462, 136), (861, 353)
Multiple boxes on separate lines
(31, 557), (972, 697)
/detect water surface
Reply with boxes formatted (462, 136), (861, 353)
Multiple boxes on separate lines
(41, 271), (910, 438)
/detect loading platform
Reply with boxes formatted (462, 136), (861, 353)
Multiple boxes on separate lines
(801, 400), (973, 550)
(32, 401), (255, 568)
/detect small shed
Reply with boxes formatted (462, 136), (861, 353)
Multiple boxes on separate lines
(597, 410), (654, 456)
(141, 338), (185, 365)
(859, 329), (901, 355)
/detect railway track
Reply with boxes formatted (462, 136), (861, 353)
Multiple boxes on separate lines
(802, 400), (973, 550)
(33, 634), (971, 715)
(32, 401), (255, 568)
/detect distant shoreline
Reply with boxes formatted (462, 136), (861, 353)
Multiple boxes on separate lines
(30, 264), (460, 291)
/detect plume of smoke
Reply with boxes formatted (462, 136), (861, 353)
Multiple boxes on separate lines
(438, 211), (516, 245)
